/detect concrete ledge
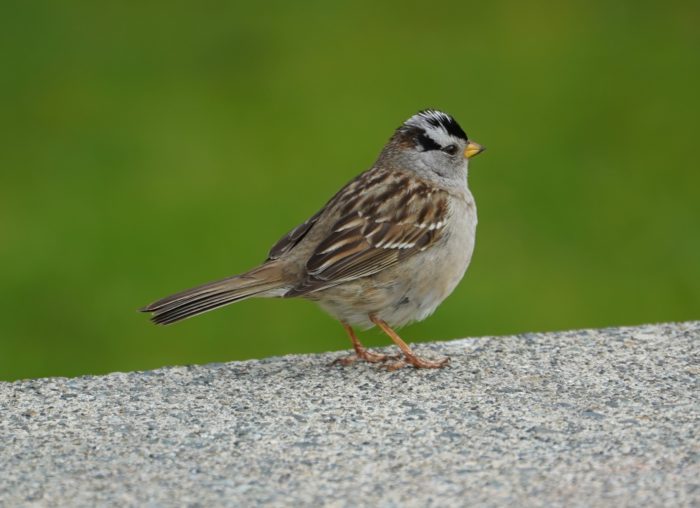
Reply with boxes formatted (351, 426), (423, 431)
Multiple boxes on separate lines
(1, 322), (698, 507)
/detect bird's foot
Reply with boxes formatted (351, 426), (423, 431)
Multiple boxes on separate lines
(332, 347), (399, 366)
(382, 353), (450, 370)
(367, 315), (450, 370)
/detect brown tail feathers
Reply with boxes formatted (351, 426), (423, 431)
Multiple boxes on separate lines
(140, 263), (285, 325)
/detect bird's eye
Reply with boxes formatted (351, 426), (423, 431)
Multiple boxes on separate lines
(442, 144), (458, 155)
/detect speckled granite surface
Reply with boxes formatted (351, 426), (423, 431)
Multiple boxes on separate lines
(1, 322), (698, 507)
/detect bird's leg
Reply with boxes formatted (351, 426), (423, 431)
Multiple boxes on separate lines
(332, 322), (397, 366)
(369, 314), (450, 369)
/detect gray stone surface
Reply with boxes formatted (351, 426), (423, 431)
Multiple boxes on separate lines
(1, 322), (699, 507)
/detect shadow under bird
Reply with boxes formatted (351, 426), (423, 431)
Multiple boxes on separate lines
(141, 109), (485, 369)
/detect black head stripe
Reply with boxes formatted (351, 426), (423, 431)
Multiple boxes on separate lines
(425, 116), (442, 129)
(419, 110), (468, 141)
(440, 116), (467, 140)
(416, 130), (441, 151)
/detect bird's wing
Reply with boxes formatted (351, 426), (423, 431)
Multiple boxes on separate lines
(266, 172), (365, 261)
(267, 208), (324, 261)
(286, 171), (450, 296)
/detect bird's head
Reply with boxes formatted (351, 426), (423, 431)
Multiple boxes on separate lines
(380, 109), (484, 182)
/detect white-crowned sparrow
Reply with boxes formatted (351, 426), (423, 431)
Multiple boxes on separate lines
(141, 109), (484, 369)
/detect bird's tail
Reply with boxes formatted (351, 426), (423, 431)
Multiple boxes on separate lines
(140, 263), (286, 325)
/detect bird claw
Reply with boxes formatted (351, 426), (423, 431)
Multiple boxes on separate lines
(332, 349), (400, 366)
(383, 354), (450, 370)
(334, 320), (450, 370)
(381, 359), (407, 371)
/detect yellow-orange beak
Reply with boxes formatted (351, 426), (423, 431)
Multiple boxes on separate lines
(464, 141), (485, 159)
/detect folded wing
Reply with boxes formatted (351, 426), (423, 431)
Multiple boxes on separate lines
(286, 171), (450, 296)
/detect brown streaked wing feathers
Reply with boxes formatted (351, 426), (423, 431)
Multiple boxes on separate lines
(266, 208), (324, 261)
(265, 172), (372, 261)
(287, 173), (449, 296)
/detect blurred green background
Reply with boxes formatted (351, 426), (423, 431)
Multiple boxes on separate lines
(1, 1), (698, 381)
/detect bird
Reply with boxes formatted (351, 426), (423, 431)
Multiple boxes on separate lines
(141, 109), (484, 369)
